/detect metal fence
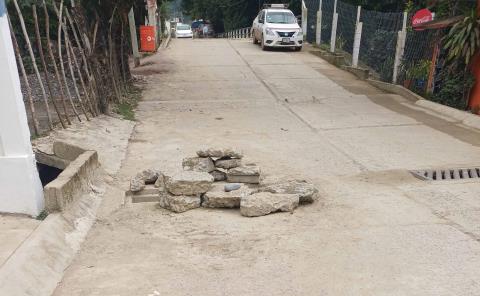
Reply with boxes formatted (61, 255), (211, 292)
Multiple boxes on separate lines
(217, 27), (252, 39)
(303, 0), (437, 84)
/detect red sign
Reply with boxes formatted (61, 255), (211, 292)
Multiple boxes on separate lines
(412, 9), (433, 30)
(140, 26), (156, 52)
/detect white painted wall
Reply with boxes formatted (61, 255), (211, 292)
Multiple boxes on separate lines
(0, 0), (44, 216)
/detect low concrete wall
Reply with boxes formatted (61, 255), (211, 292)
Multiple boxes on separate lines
(53, 141), (86, 161)
(366, 79), (424, 102)
(342, 66), (369, 80)
(35, 152), (70, 170)
(310, 50), (346, 67)
(44, 149), (99, 212)
(367, 79), (480, 130)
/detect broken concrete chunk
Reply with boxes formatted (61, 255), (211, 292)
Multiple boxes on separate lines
(154, 174), (165, 189)
(159, 193), (201, 213)
(214, 158), (242, 169)
(196, 147), (243, 159)
(261, 180), (319, 203)
(225, 183), (241, 192)
(210, 170), (227, 181)
(202, 187), (254, 208)
(227, 175), (260, 184)
(130, 177), (145, 192)
(228, 165), (260, 176)
(164, 171), (214, 196)
(138, 169), (160, 184)
(130, 169), (161, 192)
(240, 192), (299, 217)
(182, 157), (215, 172)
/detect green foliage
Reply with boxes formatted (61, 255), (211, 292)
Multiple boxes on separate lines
(443, 9), (480, 66)
(405, 59), (431, 80)
(366, 29), (396, 81)
(181, 0), (299, 33)
(431, 70), (475, 110)
(114, 84), (141, 120)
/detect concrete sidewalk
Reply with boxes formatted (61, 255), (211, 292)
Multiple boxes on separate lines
(53, 39), (480, 296)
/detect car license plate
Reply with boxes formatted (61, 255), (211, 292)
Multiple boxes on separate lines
(282, 37), (290, 43)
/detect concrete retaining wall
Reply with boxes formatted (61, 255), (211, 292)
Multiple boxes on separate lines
(44, 150), (99, 212)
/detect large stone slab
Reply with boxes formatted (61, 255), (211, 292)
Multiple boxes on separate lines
(261, 180), (319, 203)
(214, 158), (242, 169)
(227, 175), (260, 184)
(182, 157), (215, 172)
(227, 164), (261, 184)
(202, 186), (255, 208)
(159, 193), (201, 213)
(228, 164), (260, 176)
(240, 192), (299, 217)
(196, 148), (243, 159)
(164, 171), (214, 196)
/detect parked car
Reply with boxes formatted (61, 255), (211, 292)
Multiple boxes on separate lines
(175, 23), (193, 38)
(252, 4), (303, 51)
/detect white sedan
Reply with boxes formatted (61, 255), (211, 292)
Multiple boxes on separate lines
(252, 5), (303, 51)
(175, 24), (193, 38)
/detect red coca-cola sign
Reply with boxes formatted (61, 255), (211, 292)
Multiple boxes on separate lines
(412, 9), (433, 30)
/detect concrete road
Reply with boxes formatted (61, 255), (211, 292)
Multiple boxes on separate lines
(54, 39), (480, 295)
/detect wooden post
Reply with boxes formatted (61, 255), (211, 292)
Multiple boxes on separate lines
(12, 0), (54, 130)
(32, 4), (66, 128)
(8, 17), (40, 136)
(42, 0), (71, 125)
(128, 8), (140, 67)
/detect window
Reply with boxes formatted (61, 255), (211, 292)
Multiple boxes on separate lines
(177, 25), (191, 30)
(266, 11), (296, 24)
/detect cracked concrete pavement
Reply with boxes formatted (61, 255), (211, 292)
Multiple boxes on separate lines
(53, 39), (480, 296)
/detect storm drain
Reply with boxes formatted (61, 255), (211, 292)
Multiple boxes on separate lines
(411, 167), (480, 181)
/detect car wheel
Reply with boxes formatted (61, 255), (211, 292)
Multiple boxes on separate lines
(295, 46), (302, 51)
(261, 35), (268, 51)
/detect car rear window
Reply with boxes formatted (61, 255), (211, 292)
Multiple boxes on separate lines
(266, 11), (296, 24)
(177, 25), (191, 30)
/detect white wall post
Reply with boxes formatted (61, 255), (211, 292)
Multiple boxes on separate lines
(393, 12), (408, 84)
(315, 0), (322, 45)
(128, 8), (140, 67)
(0, 0), (44, 216)
(302, 0), (307, 41)
(330, 0), (338, 52)
(352, 6), (363, 67)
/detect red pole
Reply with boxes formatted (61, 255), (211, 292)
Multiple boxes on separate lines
(467, 0), (480, 112)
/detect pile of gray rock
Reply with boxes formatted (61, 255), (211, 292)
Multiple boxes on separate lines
(129, 148), (319, 217)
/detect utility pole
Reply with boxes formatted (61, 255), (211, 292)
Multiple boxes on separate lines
(0, 0), (44, 216)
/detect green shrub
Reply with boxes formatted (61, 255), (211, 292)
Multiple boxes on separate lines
(431, 71), (475, 110)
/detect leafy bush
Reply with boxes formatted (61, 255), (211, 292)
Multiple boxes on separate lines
(431, 71), (475, 110)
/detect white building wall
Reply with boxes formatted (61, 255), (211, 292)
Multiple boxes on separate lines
(0, 0), (44, 216)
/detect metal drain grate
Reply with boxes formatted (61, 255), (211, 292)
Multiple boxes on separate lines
(411, 167), (480, 181)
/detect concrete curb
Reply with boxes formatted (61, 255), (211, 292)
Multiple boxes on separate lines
(44, 150), (99, 212)
(366, 79), (480, 131)
(0, 180), (104, 296)
(366, 79), (424, 102)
